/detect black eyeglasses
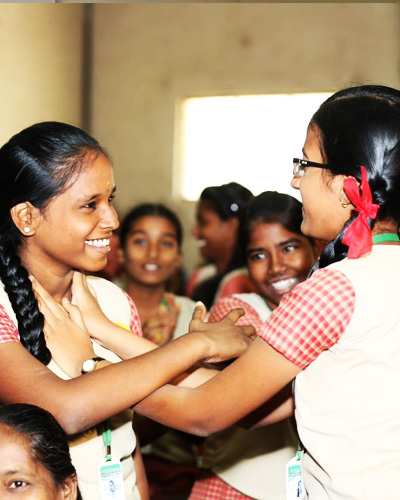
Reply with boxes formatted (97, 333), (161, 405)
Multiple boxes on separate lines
(292, 158), (331, 178)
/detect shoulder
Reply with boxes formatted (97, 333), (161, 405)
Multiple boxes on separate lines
(172, 295), (196, 339)
(259, 268), (355, 369)
(174, 295), (196, 310)
(214, 268), (257, 302)
(86, 276), (134, 323)
(233, 293), (272, 322)
(0, 281), (18, 326)
(86, 275), (127, 297)
(186, 264), (217, 297)
(0, 304), (20, 344)
(209, 293), (269, 332)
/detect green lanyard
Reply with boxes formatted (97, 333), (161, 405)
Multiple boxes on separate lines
(102, 419), (112, 461)
(372, 233), (400, 244)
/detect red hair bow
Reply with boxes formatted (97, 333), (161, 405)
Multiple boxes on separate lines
(342, 166), (380, 259)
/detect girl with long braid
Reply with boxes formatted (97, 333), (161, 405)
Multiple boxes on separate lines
(134, 85), (400, 499)
(0, 121), (254, 500)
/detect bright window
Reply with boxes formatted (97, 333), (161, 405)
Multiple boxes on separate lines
(176, 93), (331, 201)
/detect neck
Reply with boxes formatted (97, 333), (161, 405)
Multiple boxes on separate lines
(214, 250), (235, 275)
(20, 251), (73, 303)
(371, 219), (399, 242)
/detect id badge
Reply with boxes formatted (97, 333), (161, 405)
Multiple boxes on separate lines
(98, 457), (126, 500)
(286, 451), (305, 500)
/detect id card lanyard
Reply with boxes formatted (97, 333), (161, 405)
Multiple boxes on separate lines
(286, 450), (305, 500)
(286, 378), (305, 500)
(98, 419), (126, 500)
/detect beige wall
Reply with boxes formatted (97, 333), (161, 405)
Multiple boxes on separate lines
(90, 3), (400, 271)
(0, 4), (84, 145)
(0, 4), (399, 272)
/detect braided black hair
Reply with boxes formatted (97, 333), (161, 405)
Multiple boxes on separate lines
(308, 85), (400, 272)
(0, 121), (107, 364)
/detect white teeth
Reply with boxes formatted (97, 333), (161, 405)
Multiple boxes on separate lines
(144, 264), (159, 271)
(270, 278), (298, 291)
(85, 239), (110, 248)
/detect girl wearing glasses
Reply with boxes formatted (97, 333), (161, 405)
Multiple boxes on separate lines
(136, 85), (400, 499)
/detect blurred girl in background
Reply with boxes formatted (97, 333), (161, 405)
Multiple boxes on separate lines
(118, 203), (195, 346)
(187, 182), (254, 308)
(118, 203), (200, 499)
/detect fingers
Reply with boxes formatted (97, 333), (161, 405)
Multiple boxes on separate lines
(71, 272), (99, 310)
(189, 301), (207, 333)
(31, 277), (65, 320)
(62, 298), (87, 331)
(191, 301), (207, 322)
(222, 307), (246, 325)
(244, 325), (257, 340)
(72, 271), (88, 288)
(30, 276), (53, 303)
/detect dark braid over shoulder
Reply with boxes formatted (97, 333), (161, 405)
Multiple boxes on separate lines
(0, 238), (49, 364)
(0, 121), (107, 364)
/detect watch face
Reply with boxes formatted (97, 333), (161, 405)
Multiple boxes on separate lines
(82, 359), (96, 373)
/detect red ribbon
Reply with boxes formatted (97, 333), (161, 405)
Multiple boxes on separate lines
(342, 166), (380, 259)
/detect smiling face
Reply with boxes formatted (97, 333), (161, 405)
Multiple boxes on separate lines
(291, 126), (353, 241)
(246, 221), (316, 310)
(192, 200), (236, 264)
(0, 425), (76, 499)
(19, 153), (119, 276)
(121, 215), (183, 288)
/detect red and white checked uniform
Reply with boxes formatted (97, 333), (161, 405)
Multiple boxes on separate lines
(261, 246), (400, 499)
(213, 268), (258, 304)
(259, 268), (355, 368)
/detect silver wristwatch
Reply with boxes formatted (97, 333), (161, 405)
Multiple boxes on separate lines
(81, 357), (104, 374)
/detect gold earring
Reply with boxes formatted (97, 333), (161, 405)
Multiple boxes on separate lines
(341, 202), (349, 209)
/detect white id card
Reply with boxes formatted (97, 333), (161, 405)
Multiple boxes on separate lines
(285, 451), (305, 500)
(98, 457), (126, 500)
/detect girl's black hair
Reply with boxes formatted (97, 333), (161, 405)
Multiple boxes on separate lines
(200, 182), (253, 221)
(119, 203), (183, 249)
(308, 85), (400, 272)
(200, 182), (253, 272)
(239, 191), (314, 258)
(0, 121), (108, 364)
(0, 403), (81, 499)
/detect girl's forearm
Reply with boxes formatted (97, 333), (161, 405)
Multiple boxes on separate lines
(93, 321), (157, 358)
(0, 331), (224, 435)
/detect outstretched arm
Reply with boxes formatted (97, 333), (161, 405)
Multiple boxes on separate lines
(0, 302), (254, 435)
